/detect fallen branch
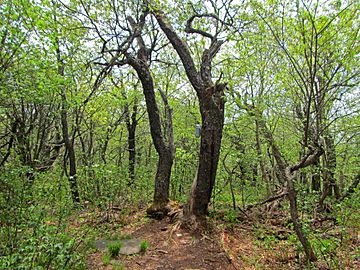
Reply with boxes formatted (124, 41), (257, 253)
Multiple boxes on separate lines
(245, 189), (288, 211)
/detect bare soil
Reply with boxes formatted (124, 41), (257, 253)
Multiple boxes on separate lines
(86, 213), (298, 270)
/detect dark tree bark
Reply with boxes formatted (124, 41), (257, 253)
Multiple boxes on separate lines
(311, 160), (321, 192)
(325, 135), (338, 199)
(80, 3), (175, 216)
(317, 134), (340, 210)
(129, 58), (175, 216)
(286, 171), (317, 262)
(124, 14), (175, 217)
(190, 92), (225, 217)
(1, 101), (63, 172)
(100, 114), (123, 165)
(255, 118), (271, 195)
(0, 119), (18, 167)
(60, 102), (80, 204)
(154, 10), (226, 220)
(125, 101), (138, 185)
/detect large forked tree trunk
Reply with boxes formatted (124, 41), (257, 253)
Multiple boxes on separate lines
(154, 11), (226, 219)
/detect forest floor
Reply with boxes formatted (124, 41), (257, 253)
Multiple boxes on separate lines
(83, 208), (297, 269)
(81, 204), (359, 270)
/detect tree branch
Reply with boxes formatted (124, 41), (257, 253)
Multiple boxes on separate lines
(153, 11), (202, 92)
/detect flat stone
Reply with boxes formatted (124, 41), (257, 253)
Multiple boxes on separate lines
(94, 238), (143, 255)
(94, 240), (114, 251)
(120, 239), (143, 255)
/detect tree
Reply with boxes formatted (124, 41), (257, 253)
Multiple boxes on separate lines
(73, 0), (175, 216)
(0, 0), (64, 180)
(248, 0), (359, 261)
(151, 0), (234, 222)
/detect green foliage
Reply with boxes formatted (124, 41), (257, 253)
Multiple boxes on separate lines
(171, 147), (197, 202)
(335, 189), (360, 228)
(225, 210), (239, 224)
(0, 226), (85, 269)
(107, 241), (122, 258)
(102, 253), (111, 265)
(140, 240), (149, 253)
(0, 0), (359, 268)
(0, 167), (86, 270)
(112, 262), (124, 270)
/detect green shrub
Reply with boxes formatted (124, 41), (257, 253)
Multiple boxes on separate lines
(107, 241), (122, 257)
(140, 240), (149, 252)
(102, 253), (110, 265)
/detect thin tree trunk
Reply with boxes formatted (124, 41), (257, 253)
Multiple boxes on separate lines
(56, 36), (80, 205)
(318, 134), (339, 210)
(286, 169), (317, 262)
(127, 124), (136, 184)
(311, 161), (321, 192)
(255, 119), (271, 195)
(60, 103), (80, 204)
(0, 119), (17, 167)
(248, 105), (319, 262)
(125, 102), (138, 186)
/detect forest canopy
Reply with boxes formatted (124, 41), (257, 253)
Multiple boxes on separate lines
(0, 0), (359, 269)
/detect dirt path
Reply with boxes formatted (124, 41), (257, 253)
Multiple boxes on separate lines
(86, 212), (301, 270)
(124, 219), (232, 270)
(83, 205), (360, 270)
(88, 218), (233, 270)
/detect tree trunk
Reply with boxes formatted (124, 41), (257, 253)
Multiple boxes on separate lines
(325, 135), (340, 199)
(61, 104), (80, 205)
(255, 119), (270, 195)
(0, 119), (17, 167)
(127, 123), (136, 185)
(125, 102), (138, 186)
(124, 24), (175, 217)
(189, 91), (225, 216)
(312, 172), (321, 191)
(248, 105), (319, 262)
(154, 11), (226, 222)
(286, 169), (317, 262)
(300, 172), (309, 193)
(56, 36), (80, 205)
(133, 65), (174, 215)
(154, 151), (173, 205)
(318, 134), (339, 210)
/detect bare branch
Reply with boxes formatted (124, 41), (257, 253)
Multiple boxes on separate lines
(185, 14), (217, 39)
(289, 147), (323, 173)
